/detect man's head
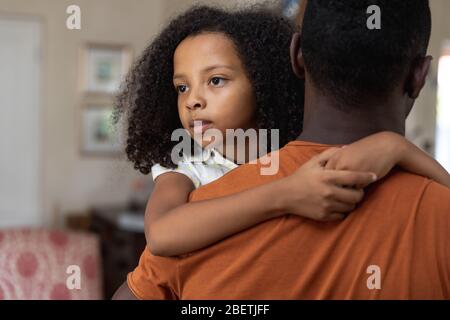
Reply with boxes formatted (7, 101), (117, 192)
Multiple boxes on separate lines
(291, 0), (432, 118)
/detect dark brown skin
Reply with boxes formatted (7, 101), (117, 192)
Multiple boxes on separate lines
(112, 281), (137, 300)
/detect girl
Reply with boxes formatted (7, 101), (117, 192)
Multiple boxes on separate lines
(114, 6), (450, 257)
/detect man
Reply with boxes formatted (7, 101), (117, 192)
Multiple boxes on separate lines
(114, 0), (450, 299)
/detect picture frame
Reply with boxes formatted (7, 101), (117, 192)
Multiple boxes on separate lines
(80, 102), (122, 156)
(80, 43), (132, 95)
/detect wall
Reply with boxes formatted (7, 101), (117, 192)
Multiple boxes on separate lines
(0, 0), (270, 227)
(0, 0), (171, 226)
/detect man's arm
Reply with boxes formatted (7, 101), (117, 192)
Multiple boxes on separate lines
(111, 248), (178, 300)
(112, 281), (138, 300)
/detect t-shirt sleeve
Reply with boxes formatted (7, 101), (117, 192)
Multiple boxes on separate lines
(127, 248), (179, 300)
(151, 163), (201, 188)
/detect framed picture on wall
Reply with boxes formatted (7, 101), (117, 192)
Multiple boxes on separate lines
(80, 43), (132, 95)
(80, 103), (122, 156)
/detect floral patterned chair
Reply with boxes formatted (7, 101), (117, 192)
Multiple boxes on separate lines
(0, 228), (102, 300)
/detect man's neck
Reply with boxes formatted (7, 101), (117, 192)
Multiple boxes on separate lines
(297, 87), (406, 145)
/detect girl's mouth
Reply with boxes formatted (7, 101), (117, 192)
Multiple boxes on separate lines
(190, 119), (213, 133)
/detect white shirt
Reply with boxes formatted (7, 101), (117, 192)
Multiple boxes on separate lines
(151, 144), (239, 188)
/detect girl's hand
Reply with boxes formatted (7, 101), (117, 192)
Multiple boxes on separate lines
(279, 148), (377, 222)
(324, 132), (405, 181)
(324, 131), (450, 188)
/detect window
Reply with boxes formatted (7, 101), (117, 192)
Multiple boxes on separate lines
(436, 41), (450, 172)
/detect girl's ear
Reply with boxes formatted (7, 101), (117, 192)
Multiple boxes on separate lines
(290, 32), (305, 79)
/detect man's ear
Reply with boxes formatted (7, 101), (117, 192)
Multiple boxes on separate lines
(406, 55), (433, 99)
(290, 32), (305, 79)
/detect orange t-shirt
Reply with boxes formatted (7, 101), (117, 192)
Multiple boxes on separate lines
(128, 141), (450, 299)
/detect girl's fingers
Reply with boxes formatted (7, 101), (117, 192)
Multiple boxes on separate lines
(328, 200), (356, 213)
(329, 186), (364, 204)
(313, 148), (342, 167)
(321, 212), (347, 221)
(324, 156), (337, 170)
(324, 170), (377, 188)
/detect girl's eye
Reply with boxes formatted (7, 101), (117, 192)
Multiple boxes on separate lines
(209, 77), (226, 87)
(176, 84), (188, 94)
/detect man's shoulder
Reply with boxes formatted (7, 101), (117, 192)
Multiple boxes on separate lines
(189, 146), (298, 202)
(188, 161), (274, 202)
(375, 169), (450, 205)
(420, 177), (450, 201)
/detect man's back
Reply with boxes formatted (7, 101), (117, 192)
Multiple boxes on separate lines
(128, 141), (450, 299)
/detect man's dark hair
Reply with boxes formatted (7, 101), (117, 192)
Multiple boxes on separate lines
(301, 0), (432, 108)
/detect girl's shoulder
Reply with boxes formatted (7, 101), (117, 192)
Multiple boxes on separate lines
(151, 162), (201, 189)
(151, 147), (238, 189)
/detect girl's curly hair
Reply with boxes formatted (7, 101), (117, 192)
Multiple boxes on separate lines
(113, 5), (304, 174)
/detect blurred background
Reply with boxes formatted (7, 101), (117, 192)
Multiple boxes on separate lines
(0, 0), (448, 299)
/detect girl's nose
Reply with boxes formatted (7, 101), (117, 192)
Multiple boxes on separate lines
(186, 89), (206, 110)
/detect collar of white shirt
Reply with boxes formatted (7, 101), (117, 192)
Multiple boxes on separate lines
(186, 143), (238, 169)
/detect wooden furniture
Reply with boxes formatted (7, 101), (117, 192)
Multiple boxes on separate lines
(89, 205), (146, 299)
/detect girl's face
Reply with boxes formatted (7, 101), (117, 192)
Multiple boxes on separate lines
(173, 32), (257, 148)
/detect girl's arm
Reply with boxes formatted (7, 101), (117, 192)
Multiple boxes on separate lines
(146, 150), (376, 257)
(324, 131), (450, 188)
(398, 141), (450, 188)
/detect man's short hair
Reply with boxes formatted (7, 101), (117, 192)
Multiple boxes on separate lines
(301, 0), (431, 108)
